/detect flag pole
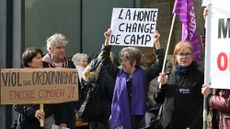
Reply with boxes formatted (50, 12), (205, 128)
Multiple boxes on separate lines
(203, 6), (208, 128)
(159, 13), (176, 88)
(203, 97), (207, 129)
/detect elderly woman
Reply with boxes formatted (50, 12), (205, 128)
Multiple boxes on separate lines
(157, 41), (203, 129)
(72, 53), (88, 82)
(13, 47), (67, 129)
(101, 28), (164, 129)
(42, 33), (77, 129)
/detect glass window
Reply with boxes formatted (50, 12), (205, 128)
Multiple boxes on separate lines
(25, 0), (81, 58)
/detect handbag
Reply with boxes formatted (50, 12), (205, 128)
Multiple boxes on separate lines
(140, 105), (163, 129)
(78, 82), (103, 122)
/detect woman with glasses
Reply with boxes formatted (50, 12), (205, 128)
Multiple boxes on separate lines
(156, 41), (203, 129)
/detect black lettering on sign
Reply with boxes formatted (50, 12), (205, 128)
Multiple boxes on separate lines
(122, 23), (155, 33)
(125, 9), (131, 20)
(133, 10), (158, 22)
(124, 34), (151, 45)
(110, 34), (121, 44)
(118, 9), (124, 19)
(118, 9), (131, 20)
(1, 71), (22, 87)
(218, 18), (230, 38)
(32, 71), (77, 86)
(119, 23), (125, 32)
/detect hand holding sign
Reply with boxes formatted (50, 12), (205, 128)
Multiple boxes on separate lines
(153, 30), (160, 49)
(35, 108), (45, 120)
(201, 84), (212, 97)
(110, 8), (158, 47)
(104, 28), (112, 47)
(35, 104), (45, 127)
(157, 72), (168, 85)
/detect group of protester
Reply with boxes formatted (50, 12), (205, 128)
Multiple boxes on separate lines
(12, 8), (230, 129)
(14, 34), (77, 129)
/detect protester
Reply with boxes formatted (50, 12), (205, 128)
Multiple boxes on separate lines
(101, 28), (164, 129)
(42, 33), (77, 129)
(13, 47), (67, 129)
(156, 41), (203, 129)
(201, 7), (230, 129)
(80, 52), (116, 129)
(141, 52), (156, 70)
(202, 85), (230, 129)
(72, 53), (89, 82)
(71, 52), (89, 128)
(141, 52), (157, 108)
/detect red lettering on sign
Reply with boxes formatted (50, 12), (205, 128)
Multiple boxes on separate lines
(217, 52), (228, 71)
(68, 86), (75, 98)
(38, 88), (65, 99)
(9, 90), (35, 100)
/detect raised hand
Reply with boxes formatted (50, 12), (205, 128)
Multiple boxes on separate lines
(104, 28), (112, 46)
(153, 30), (160, 49)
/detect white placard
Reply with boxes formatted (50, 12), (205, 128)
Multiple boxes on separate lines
(110, 8), (158, 47)
(205, 0), (230, 89)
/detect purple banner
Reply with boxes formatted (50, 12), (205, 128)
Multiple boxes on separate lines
(173, 0), (201, 61)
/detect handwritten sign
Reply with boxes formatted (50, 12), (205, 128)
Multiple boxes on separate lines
(110, 8), (158, 47)
(0, 68), (78, 104)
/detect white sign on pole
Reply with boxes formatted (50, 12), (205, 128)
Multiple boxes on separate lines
(205, 0), (230, 89)
(110, 8), (158, 47)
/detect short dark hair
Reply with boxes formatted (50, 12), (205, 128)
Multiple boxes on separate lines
(22, 47), (43, 67)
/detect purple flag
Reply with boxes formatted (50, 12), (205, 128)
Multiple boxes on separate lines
(173, 0), (201, 61)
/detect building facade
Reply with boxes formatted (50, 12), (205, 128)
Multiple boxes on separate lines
(0, 0), (204, 128)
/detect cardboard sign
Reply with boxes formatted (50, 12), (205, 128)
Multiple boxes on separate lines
(205, 0), (230, 89)
(110, 8), (158, 47)
(0, 68), (78, 104)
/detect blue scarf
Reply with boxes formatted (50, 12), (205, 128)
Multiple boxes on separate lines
(110, 67), (146, 129)
(175, 61), (196, 75)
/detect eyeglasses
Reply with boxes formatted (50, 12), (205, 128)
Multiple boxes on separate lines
(176, 52), (193, 57)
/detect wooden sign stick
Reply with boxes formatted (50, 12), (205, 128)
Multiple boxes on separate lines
(39, 103), (44, 127)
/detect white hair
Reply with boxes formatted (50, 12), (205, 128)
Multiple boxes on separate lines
(72, 53), (88, 65)
(46, 33), (68, 51)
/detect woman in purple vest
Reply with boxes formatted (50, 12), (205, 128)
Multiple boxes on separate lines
(100, 28), (164, 129)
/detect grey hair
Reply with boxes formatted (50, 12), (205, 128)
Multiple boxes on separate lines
(46, 33), (68, 51)
(119, 47), (142, 67)
(71, 53), (88, 65)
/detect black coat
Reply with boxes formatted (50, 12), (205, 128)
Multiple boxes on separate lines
(13, 104), (67, 129)
(90, 69), (115, 123)
(42, 56), (78, 129)
(155, 62), (203, 129)
(80, 57), (116, 124)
